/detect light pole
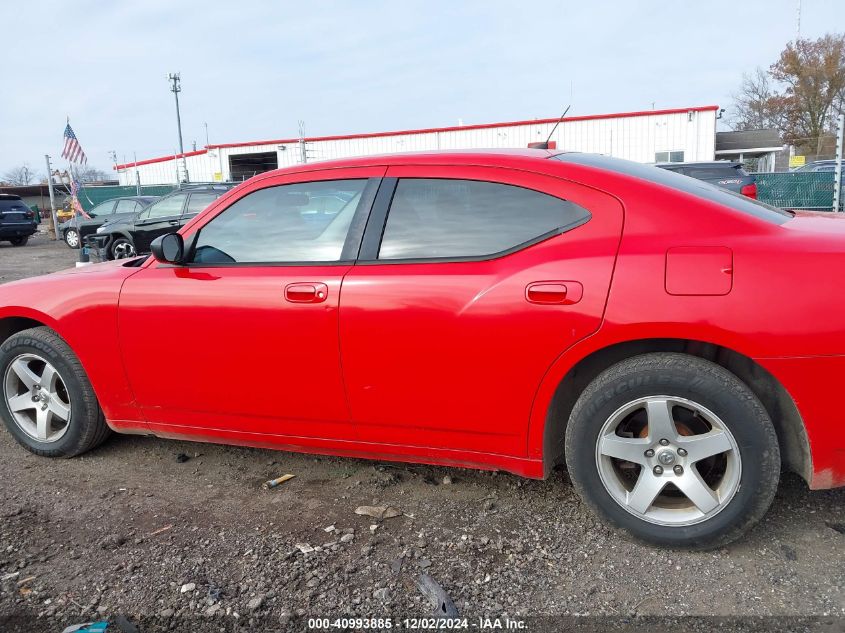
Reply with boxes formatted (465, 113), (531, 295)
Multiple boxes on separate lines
(168, 72), (188, 182)
(43, 155), (59, 241)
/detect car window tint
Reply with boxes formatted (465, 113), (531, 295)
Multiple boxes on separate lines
(144, 194), (187, 219)
(90, 201), (115, 216)
(378, 179), (590, 260)
(191, 180), (368, 264)
(114, 199), (139, 214)
(185, 192), (219, 215)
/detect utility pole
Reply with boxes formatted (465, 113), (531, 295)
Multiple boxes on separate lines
(168, 72), (188, 182)
(834, 113), (844, 213)
(44, 155), (59, 241)
(204, 121), (209, 147)
(298, 120), (307, 165)
(796, 0), (802, 39)
(134, 152), (141, 196)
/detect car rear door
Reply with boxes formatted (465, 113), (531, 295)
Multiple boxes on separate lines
(118, 167), (384, 441)
(338, 165), (624, 456)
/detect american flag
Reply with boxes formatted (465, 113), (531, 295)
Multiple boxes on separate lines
(70, 179), (91, 219)
(62, 123), (87, 164)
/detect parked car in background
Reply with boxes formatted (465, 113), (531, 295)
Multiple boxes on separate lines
(3, 150), (845, 549)
(792, 159), (841, 173)
(59, 196), (158, 249)
(657, 161), (757, 198)
(88, 184), (235, 259)
(0, 194), (37, 246)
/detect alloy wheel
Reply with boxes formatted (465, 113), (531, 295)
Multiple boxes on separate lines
(113, 240), (136, 259)
(3, 354), (72, 443)
(595, 395), (741, 527)
(65, 229), (79, 248)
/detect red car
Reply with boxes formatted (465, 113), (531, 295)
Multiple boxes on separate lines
(1, 150), (843, 548)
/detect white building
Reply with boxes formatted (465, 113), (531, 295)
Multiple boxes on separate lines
(115, 105), (719, 186)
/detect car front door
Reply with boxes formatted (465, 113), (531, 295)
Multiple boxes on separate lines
(131, 193), (188, 252)
(118, 167), (384, 441)
(339, 165), (624, 456)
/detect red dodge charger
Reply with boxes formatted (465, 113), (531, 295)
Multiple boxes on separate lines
(1, 150), (843, 547)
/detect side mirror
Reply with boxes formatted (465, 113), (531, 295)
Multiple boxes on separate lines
(151, 233), (185, 264)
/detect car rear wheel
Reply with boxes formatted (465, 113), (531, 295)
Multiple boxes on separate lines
(64, 228), (80, 248)
(110, 237), (136, 260)
(565, 352), (780, 549)
(0, 327), (111, 457)
(9, 236), (28, 246)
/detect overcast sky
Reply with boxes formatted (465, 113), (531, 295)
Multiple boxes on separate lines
(2, 0), (844, 176)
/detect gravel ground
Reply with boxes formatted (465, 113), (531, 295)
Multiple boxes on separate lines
(1, 235), (845, 632)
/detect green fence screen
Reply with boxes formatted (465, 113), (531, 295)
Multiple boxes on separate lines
(73, 185), (178, 211)
(753, 172), (840, 211)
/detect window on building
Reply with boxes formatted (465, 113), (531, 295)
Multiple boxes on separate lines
(655, 151), (685, 163)
(191, 179), (369, 264)
(378, 179), (591, 260)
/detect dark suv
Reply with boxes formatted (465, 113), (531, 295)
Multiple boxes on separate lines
(656, 161), (758, 198)
(0, 194), (37, 246)
(60, 196), (158, 249)
(88, 184), (235, 259)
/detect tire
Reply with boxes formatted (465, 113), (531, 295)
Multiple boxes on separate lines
(9, 236), (28, 246)
(64, 228), (80, 249)
(109, 237), (136, 260)
(0, 327), (111, 458)
(565, 352), (780, 549)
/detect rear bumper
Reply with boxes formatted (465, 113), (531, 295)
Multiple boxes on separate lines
(756, 354), (845, 489)
(0, 224), (37, 238)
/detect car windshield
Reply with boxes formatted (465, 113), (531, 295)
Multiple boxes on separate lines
(556, 154), (792, 224)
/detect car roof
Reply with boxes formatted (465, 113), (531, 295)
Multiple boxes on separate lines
(0, 194), (23, 200)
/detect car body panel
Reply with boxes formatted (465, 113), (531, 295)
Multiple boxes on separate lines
(656, 161), (755, 194)
(1, 150), (844, 489)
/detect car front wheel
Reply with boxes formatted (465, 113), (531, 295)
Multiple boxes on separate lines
(110, 237), (136, 260)
(64, 228), (80, 248)
(0, 327), (111, 457)
(565, 352), (780, 549)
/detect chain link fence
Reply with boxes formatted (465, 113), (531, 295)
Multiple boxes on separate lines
(753, 171), (841, 211)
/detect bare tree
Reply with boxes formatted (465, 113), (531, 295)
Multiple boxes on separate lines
(1, 164), (38, 186)
(730, 68), (788, 131)
(74, 165), (110, 183)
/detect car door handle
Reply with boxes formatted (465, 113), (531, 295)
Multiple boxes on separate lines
(168, 220), (179, 225)
(285, 282), (328, 303)
(525, 281), (583, 305)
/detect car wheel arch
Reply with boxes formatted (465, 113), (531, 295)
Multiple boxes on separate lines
(0, 314), (57, 347)
(536, 337), (812, 487)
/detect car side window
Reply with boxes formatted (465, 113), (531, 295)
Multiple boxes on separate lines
(89, 201), (115, 217)
(114, 199), (139, 214)
(185, 192), (219, 215)
(378, 179), (591, 260)
(142, 194), (188, 220)
(191, 180), (370, 264)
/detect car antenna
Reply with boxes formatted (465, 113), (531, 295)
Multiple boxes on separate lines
(528, 105), (571, 150)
